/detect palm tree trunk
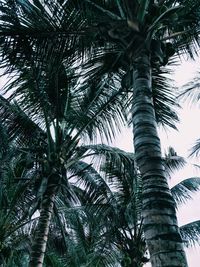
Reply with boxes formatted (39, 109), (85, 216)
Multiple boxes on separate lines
(29, 183), (56, 267)
(131, 49), (188, 267)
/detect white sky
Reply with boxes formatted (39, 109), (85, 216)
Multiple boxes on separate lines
(113, 57), (200, 266)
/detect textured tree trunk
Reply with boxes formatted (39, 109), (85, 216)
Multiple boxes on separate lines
(29, 183), (56, 267)
(131, 49), (188, 267)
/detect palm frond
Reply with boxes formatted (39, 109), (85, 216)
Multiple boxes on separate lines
(82, 47), (179, 130)
(68, 160), (112, 205)
(179, 72), (200, 106)
(67, 80), (127, 143)
(158, 1), (200, 58)
(152, 64), (180, 129)
(45, 252), (66, 267)
(0, 0), (86, 69)
(82, 144), (135, 173)
(123, 59), (180, 130)
(189, 138), (200, 157)
(163, 146), (186, 176)
(180, 220), (200, 247)
(171, 177), (200, 205)
(0, 95), (45, 146)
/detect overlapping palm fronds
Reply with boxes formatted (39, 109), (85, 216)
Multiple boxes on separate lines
(79, 46), (180, 131)
(0, 141), (38, 267)
(50, 145), (200, 266)
(0, 1), (200, 266)
(0, 2), (130, 265)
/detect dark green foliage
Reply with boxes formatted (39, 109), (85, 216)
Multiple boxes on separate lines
(0, 1), (200, 266)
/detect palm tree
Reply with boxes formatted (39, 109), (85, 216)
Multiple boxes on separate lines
(0, 1), (128, 265)
(0, 1), (134, 265)
(0, 76), (127, 267)
(39, 145), (200, 267)
(3, 140), (199, 267)
(64, 1), (200, 265)
(0, 11), (129, 265)
(1, 1), (200, 266)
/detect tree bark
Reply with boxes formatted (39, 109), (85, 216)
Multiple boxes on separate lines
(131, 49), (188, 267)
(29, 183), (56, 267)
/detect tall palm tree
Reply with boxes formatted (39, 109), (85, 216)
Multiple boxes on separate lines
(0, 75), (127, 267)
(0, 0), (132, 266)
(0, 1), (129, 266)
(0, 1), (128, 265)
(65, 1), (200, 265)
(0, 24), (127, 267)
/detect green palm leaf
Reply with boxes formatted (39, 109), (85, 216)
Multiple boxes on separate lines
(171, 177), (200, 205)
(180, 220), (200, 247)
(163, 146), (186, 175)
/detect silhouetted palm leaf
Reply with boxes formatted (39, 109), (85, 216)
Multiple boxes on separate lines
(171, 177), (200, 205)
(180, 220), (200, 247)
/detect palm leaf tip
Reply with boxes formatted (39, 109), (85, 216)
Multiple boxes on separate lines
(178, 70), (200, 106)
(164, 146), (186, 175)
(189, 138), (200, 157)
(171, 177), (200, 205)
(180, 220), (200, 247)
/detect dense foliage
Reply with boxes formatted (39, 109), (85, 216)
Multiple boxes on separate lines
(0, 0), (200, 266)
